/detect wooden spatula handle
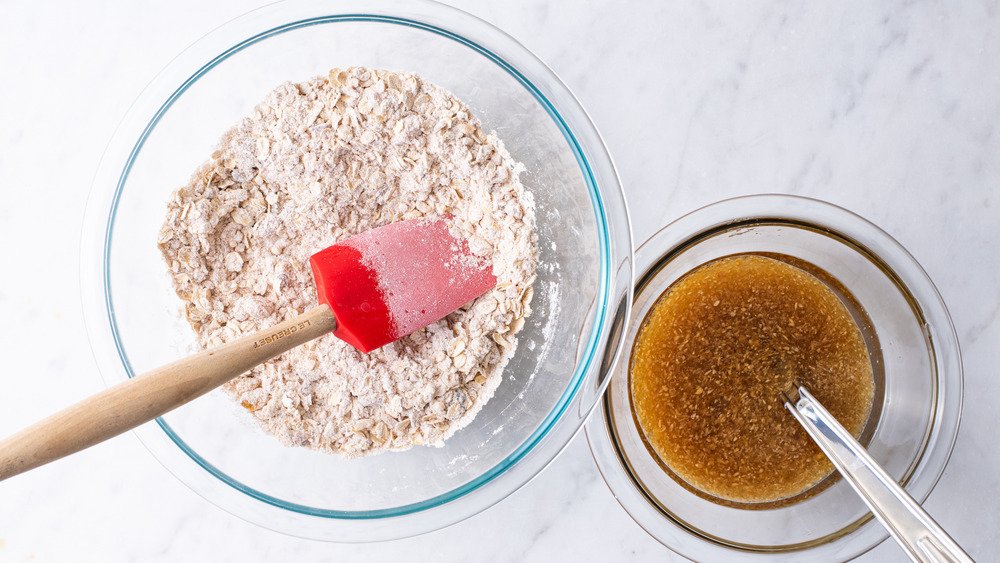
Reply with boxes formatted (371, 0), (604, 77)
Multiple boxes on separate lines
(0, 304), (336, 482)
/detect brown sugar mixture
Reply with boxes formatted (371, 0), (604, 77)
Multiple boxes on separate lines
(630, 254), (875, 505)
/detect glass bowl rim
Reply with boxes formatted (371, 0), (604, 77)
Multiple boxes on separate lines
(586, 194), (963, 561)
(80, 0), (634, 537)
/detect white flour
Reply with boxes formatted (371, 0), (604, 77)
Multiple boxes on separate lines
(158, 67), (538, 456)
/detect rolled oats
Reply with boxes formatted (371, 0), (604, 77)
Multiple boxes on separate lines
(158, 67), (538, 456)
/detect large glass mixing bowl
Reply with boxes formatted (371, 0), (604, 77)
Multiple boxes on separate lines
(80, 0), (632, 541)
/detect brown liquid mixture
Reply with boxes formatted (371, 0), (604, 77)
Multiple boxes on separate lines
(630, 254), (875, 505)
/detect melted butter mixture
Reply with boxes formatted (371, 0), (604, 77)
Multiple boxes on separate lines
(630, 254), (875, 505)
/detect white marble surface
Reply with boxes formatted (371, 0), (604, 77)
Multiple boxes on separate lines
(1, 1), (998, 561)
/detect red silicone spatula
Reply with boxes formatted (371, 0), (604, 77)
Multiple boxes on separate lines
(0, 218), (495, 481)
(311, 218), (495, 352)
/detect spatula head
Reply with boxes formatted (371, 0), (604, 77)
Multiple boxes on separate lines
(309, 218), (497, 352)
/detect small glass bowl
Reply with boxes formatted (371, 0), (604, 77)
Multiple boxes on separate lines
(81, 0), (633, 542)
(586, 195), (962, 561)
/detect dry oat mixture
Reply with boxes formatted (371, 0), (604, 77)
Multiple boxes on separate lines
(158, 67), (538, 456)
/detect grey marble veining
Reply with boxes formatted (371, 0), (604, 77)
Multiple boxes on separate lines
(0, 1), (997, 561)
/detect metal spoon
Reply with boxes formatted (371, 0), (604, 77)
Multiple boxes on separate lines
(783, 386), (972, 563)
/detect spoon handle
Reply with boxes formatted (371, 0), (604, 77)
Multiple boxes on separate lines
(0, 305), (336, 482)
(784, 386), (972, 563)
